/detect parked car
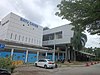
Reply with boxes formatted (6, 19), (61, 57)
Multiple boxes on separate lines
(0, 69), (11, 75)
(34, 59), (57, 69)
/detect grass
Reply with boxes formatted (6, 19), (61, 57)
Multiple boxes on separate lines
(55, 61), (85, 68)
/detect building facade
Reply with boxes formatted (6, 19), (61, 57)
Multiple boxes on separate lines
(43, 25), (74, 61)
(43, 25), (95, 61)
(0, 12), (43, 46)
(0, 13), (53, 63)
(0, 13), (94, 63)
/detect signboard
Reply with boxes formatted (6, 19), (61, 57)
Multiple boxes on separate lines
(0, 44), (5, 48)
(20, 17), (38, 28)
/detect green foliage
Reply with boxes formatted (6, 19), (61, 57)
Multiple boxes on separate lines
(71, 31), (87, 51)
(56, 0), (100, 35)
(0, 57), (15, 73)
(85, 48), (100, 61)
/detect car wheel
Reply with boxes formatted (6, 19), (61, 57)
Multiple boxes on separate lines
(35, 63), (37, 67)
(44, 65), (47, 69)
(55, 64), (58, 68)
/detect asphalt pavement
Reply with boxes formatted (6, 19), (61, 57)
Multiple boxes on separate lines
(12, 63), (100, 75)
(51, 63), (100, 75)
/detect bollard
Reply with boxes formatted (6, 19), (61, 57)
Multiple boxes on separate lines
(94, 62), (96, 64)
(85, 62), (90, 67)
(91, 62), (94, 65)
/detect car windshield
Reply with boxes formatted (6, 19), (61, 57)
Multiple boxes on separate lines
(47, 59), (52, 61)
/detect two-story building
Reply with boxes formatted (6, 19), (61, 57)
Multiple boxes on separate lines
(43, 25), (75, 61)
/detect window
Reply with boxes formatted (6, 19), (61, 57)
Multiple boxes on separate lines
(15, 34), (17, 40)
(49, 34), (54, 40)
(19, 35), (21, 41)
(37, 40), (38, 44)
(43, 33), (54, 41)
(25, 37), (27, 42)
(29, 38), (30, 43)
(31, 38), (33, 43)
(22, 36), (24, 41)
(38, 60), (46, 62)
(34, 39), (36, 44)
(43, 31), (62, 41)
(55, 31), (62, 39)
(39, 40), (41, 45)
(10, 33), (13, 39)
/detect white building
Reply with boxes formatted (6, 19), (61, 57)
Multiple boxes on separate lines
(0, 13), (94, 62)
(0, 12), (55, 63)
(0, 12), (43, 46)
(43, 25), (74, 61)
(43, 25), (74, 46)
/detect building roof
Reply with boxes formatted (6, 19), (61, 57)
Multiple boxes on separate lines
(79, 51), (95, 56)
(0, 39), (51, 50)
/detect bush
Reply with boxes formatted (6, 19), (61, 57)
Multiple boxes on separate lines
(0, 57), (15, 73)
(91, 58), (100, 61)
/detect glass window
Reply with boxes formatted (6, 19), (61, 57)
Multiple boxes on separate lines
(26, 37), (27, 42)
(37, 40), (38, 44)
(22, 36), (24, 41)
(29, 38), (30, 43)
(43, 33), (54, 41)
(10, 33), (13, 39)
(31, 38), (33, 43)
(49, 34), (54, 40)
(15, 34), (17, 40)
(39, 40), (41, 45)
(34, 39), (36, 44)
(19, 35), (21, 41)
(55, 31), (62, 39)
(38, 60), (46, 62)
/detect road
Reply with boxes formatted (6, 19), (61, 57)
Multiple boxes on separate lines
(13, 63), (100, 75)
(51, 64), (100, 75)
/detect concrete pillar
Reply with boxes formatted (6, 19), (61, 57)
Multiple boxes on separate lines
(11, 48), (14, 60)
(63, 53), (65, 59)
(53, 52), (55, 61)
(58, 52), (59, 60)
(53, 33), (56, 62)
(65, 46), (68, 60)
(45, 52), (47, 58)
(37, 51), (39, 61)
(70, 50), (73, 61)
(72, 51), (74, 61)
(25, 50), (28, 63)
(68, 50), (70, 60)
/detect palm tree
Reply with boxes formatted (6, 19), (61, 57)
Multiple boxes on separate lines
(71, 32), (87, 51)
(72, 32), (87, 50)
(71, 25), (87, 61)
(71, 24), (87, 51)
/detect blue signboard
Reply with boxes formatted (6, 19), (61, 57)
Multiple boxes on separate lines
(0, 44), (5, 48)
(20, 17), (38, 28)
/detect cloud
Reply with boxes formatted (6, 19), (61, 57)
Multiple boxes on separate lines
(85, 32), (100, 48)
(0, 0), (69, 27)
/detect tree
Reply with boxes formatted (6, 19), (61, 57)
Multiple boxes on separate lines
(0, 57), (15, 73)
(71, 31), (87, 51)
(56, 0), (100, 35)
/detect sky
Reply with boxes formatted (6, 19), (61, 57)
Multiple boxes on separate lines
(0, 0), (100, 48)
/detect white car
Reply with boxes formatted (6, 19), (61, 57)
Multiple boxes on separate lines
(34, 59), (57, 69)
